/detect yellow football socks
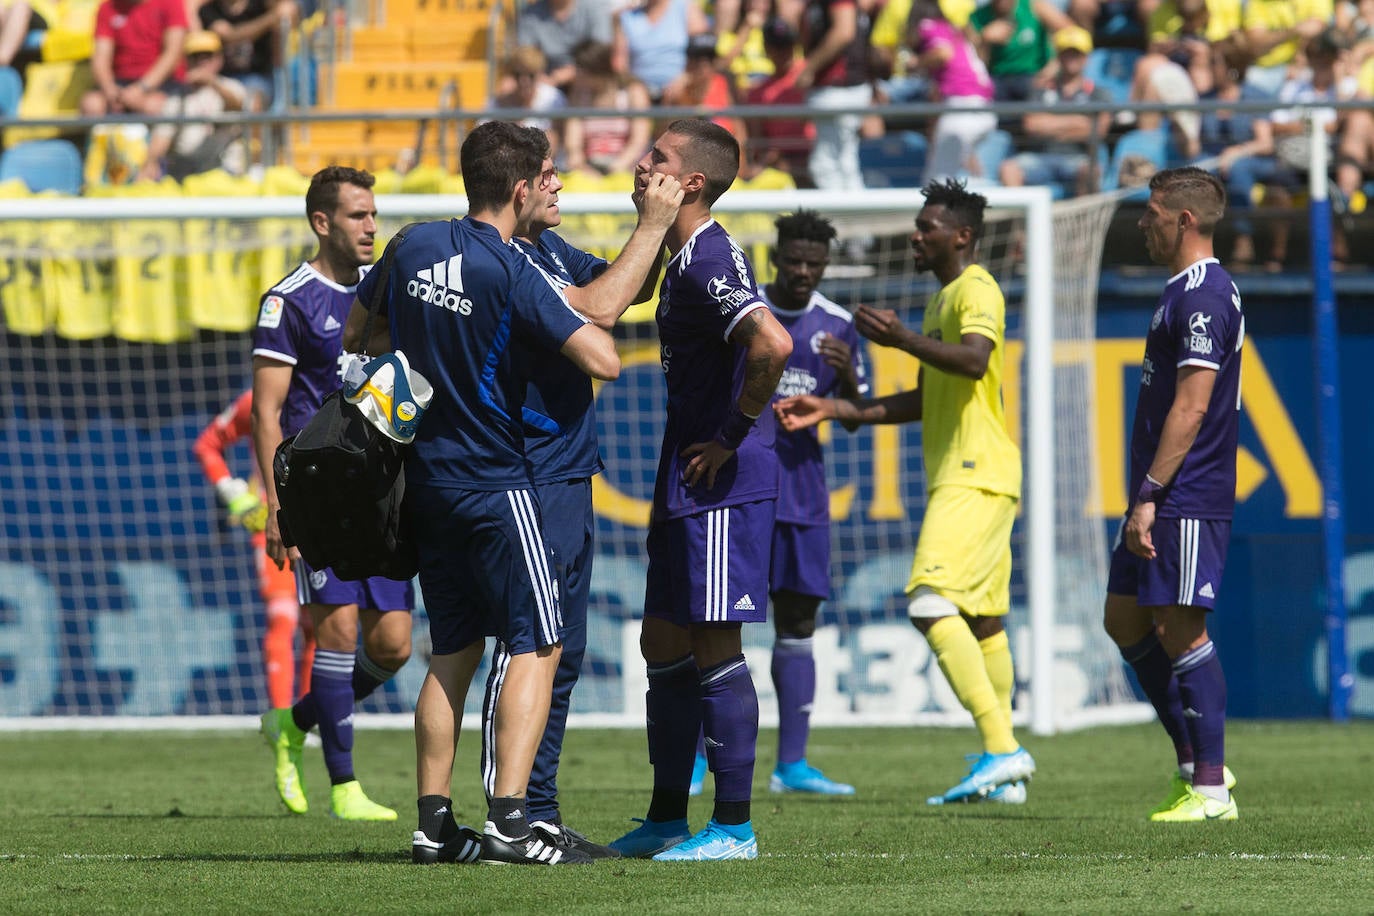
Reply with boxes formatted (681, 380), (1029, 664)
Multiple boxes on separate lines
(979, 629), (1015, 722)
(926, 616), (1018, 755)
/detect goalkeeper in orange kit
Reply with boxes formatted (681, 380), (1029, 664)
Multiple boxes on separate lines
(194, 389), (315, 709)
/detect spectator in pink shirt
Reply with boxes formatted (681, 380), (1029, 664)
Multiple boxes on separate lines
(80, 0), (188, 117)
(906, 0), (998, 182)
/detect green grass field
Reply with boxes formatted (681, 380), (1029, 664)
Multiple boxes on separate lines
(2, 721), (1372, 914)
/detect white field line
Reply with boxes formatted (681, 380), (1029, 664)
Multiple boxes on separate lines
(3, 851), (1371, 863)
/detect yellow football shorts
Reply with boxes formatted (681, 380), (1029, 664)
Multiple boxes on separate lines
(906, 484), (1017, 617)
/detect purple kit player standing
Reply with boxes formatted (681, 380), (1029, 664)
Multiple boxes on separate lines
(251, 166), (414, 822)
(1103, 167), (1244, 822)
(762, 210), (868, 795)
(688, 209), (868, 796)
(609, 119), (793, 862)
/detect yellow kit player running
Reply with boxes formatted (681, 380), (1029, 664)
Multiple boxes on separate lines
(775, 177), (1035, 805)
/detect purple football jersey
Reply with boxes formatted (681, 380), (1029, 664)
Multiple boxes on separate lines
(763, 287), (870, 524)
(1131, 258), (1244, 520)
(251, 262), (363, 438)
(654, 220), (779, 518)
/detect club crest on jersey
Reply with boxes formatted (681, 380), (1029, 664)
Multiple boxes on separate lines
(258, 295), (284, 329)
(1151, 305), (1164, 331)
(809, 330), (827, 354)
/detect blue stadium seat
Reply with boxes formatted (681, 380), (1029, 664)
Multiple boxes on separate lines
(1102, 127), (1169, 197)
(0, 138), (83, 194)
(0, 66), (21, 118)
(859, 131), (928, 188)
(1084, 47), (1141, 104)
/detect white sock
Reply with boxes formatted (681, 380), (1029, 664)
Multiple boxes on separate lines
(1193, 783), (1229, 803)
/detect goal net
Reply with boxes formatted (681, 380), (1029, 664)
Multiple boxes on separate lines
(0, 187), (1149, 733)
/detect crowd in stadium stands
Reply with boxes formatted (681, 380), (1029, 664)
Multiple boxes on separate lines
(0, 0), (1371, 265)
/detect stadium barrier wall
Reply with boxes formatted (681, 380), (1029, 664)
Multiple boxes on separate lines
(1, 193), (1366, 725)
(2, 304), (1368, 723)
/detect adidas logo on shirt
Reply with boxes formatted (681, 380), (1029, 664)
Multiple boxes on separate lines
(408, 255), (474, 315)
(1199, 582), (1215, 599)
(733, 594), (756, 611)
(323, 314), (342, 331)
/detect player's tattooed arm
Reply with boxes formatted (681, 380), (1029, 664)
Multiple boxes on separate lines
(680, 307), (793, 490)
(731, 308), (793, 417)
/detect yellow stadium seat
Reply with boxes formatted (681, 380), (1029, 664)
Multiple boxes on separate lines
(32, 0), (99, 62)
(261, 165), (311, 196)
(399, 164), (447, 195)
(439, 172), (465, 195)
(368, 120), (422, 151)
(743, 167), (797, 191)
(0, 178), (31, 197)
(384, 0), (495, 25)
(556, 170), (606, 194)
(181, 169), (260, 197)
(372, 168), (405, 193)
(345, 25), (410, 63)
(292, 120), (367, 147)
(325, 62), (487, 111)
(599, 170), (636, 193)
(3, 60), (93, 146)
(408, 16), (489, 62)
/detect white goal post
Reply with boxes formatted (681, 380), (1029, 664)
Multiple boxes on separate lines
(0, 187), (1151, 735)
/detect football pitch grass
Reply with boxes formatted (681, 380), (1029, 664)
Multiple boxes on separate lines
(2, 721), (1372, 914)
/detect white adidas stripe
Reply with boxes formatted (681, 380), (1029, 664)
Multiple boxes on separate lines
(273, 264), (313, 294)
(705, 508), (729, 622)
(506, 490), (559, 645)
(480, 643), (510, 798)
(1177, 518), (1199, 606)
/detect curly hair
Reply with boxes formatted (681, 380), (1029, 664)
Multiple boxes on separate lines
(775, 208), (837, 248)
(921, 177), (988, 243)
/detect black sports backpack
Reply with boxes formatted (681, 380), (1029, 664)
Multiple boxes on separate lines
(271, 225), (419, 582)
(272, 389), (417, 581)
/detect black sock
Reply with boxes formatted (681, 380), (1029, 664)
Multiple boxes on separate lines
(712, 799), (750, 826)
(488, 795), (529, 840)
(417, 795), (455, 841)
(647, 788), (690, 824)
(329, 773), (355, 786)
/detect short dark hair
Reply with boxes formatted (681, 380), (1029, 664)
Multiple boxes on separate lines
(775, 208), (837, 248)
(460, 120), (545, 213)
(519, 123), (552, 163)
(663, 118), (739, 205)
(1148, 166), (1227, 235)
(921, 177), (987, 243)
(305, 166), (375, 221)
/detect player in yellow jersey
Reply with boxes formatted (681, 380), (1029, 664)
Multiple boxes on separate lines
(775, 178), (1035, 805)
